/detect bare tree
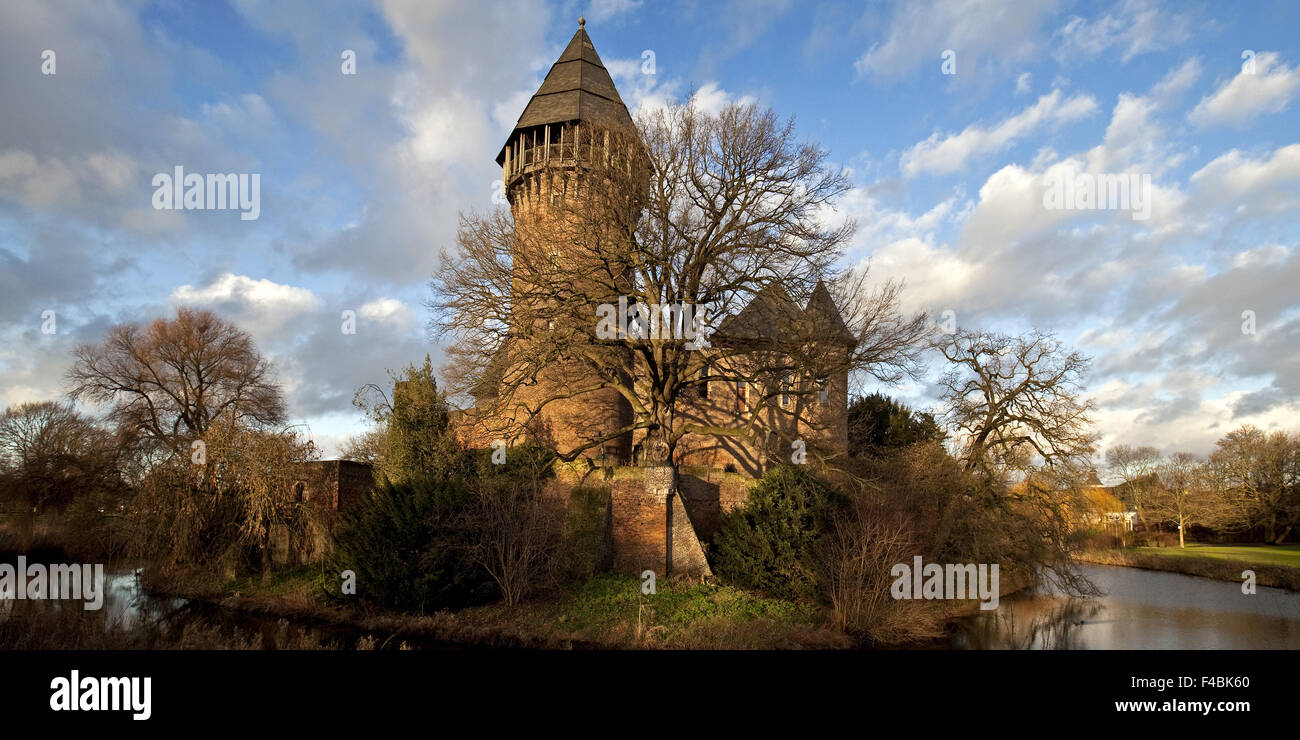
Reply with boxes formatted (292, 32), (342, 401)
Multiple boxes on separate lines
(462, 456), (563, 606)
(1209, 426), (1300, 544)
(0, 400), (123, 514)
(66, 307), (286, 456)
(339, 427), (384, 468)
(814, 502), (937, 643)
(1151, 452), (1222, 548)
(1105, 444), (1161, 527)
(430, 99), (929, 476)
(936, 329), (1096, 477)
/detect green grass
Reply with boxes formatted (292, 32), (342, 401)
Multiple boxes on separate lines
(1131, 543), (1300, 569)
(1078, 542), (1300, 590)
(443, 572), (849, 648)
(555, 573), (820, 632)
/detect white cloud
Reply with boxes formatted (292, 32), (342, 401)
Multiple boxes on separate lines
(1232, 243), (1290, 270)
(901, 90), (1098, 176)
(690, 82), (754, 116)
(0, 147), (144, 210)
(1052, 0), (1193, 64)
(170, 273), (323, 341)
(585, 0), (643, 24)
(359, 298), (416, 329)
(171, 273), (319, 312)
(1015, 72), (1032, 95)
(854, 0), (1061, 81)
(1189, 52), (1300, 128)
(201, 93), (276, 134)
(1188, 144), (1300, 208)
(1149, 57), (1201, 104)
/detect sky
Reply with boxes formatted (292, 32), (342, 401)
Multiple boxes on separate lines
(1, 0), (1298, 471)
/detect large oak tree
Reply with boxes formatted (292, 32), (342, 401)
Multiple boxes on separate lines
(431, 99), (929, 470)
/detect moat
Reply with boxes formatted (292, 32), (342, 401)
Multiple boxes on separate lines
(13, 562), (1297, 650)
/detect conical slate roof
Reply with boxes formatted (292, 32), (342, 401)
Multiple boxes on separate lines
(495, 20), (635, 165)
(804, 280), (857, 345)
(714, 279), (856, 346)
(714, 283), (805, 343)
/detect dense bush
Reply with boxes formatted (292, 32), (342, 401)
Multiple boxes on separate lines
(711, 465), (843, 600)
(330, 475), (495, 613)
(125, 421), (322, 576)
(835, 441), (1098, 596)
(847, 392), (945, 458)
(1068, 527), (1127, 551)
(329, 443), (564, 613)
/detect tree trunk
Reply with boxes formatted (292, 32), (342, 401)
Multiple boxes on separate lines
(1273, 525), (1293, 545)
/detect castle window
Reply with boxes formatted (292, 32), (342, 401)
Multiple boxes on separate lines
(736, 381), (747, 412)
(817, 378), (828, 404)
(781, 372), (792, 407)
(700, 361), (710, 399)
(293, 481), (306, 503)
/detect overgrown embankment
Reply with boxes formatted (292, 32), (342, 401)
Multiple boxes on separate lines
(148, 568), (854, 649)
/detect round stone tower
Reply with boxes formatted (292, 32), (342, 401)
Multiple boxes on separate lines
(488, 18), (637, 462)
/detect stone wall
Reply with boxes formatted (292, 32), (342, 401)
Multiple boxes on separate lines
(677, 469), (754, 543)
(543, 463), (744, 578)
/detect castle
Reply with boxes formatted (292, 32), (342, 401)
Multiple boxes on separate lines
(456, 20), (854, 575)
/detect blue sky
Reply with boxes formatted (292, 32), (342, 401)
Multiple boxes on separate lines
(2, 0), (1299, 469)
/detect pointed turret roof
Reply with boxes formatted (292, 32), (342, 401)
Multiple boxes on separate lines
(805, 280), (857, 345)
(714, 283), (805, 343)
(713, 279), (857, 347)
(495, 19), (635, 165)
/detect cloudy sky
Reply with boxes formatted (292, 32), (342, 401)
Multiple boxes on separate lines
(2, 0), (1298, 468)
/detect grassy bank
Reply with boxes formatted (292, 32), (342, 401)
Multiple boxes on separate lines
(1076, 543), (1300, 591)
(151, 568), (854, 649)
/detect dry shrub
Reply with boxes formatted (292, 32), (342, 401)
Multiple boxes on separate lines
(813, 499), (944, 643)
(125, 418), (324, 577)
(465, 474), (565, 606)
(833, 442), (1095, 596)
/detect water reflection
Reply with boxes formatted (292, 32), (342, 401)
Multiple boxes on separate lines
(951, 564), (1300, 649)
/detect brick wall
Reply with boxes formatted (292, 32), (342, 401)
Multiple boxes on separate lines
(543, 464), (737, 577)
(677, 470), (753, 543)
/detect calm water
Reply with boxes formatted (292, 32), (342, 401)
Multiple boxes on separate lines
(9, 564), (1299, 649)
(951, 564), (1300, 649)
(99, 570), (451, 649)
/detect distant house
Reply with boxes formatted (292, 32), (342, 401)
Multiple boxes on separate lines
(1082, 484), (1136, 532)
